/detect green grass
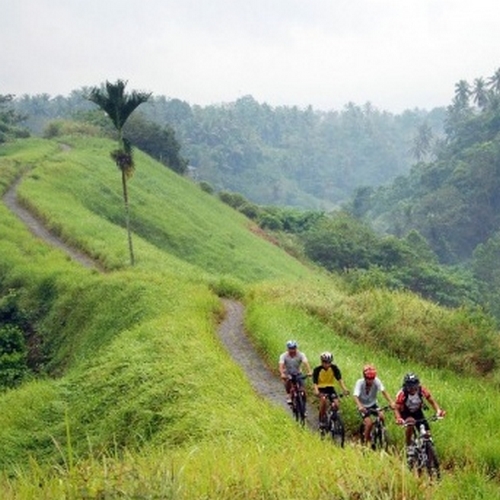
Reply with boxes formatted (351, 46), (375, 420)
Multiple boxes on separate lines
(0, 136), (499, 498)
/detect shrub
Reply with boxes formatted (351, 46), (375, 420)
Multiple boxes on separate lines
(0, 325), (28, 389)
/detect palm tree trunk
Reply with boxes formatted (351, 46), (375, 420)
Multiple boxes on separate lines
(121, 169), (135, 266)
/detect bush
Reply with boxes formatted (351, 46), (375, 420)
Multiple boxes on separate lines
(199, 181), (214, 194)
(0, 325), (28, 389)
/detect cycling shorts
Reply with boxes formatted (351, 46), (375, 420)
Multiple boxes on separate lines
(318, 387), (339, 399)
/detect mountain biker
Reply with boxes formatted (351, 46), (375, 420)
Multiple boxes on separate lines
(312, 351), (350, 427)
(279, 340), (313, 405)
(394, 373), (446, 459)
(353, 364), (395, 446)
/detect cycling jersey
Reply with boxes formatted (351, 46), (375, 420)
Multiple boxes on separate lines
(279, 350), (308, 375)
(312, 364), (342, 388)
(395, 386), (431, 413)
(353, 377), (385, 408)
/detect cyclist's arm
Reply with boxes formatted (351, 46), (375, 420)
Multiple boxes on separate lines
(304, 361), (313, 376)
(312, 366), (320, 395)
(394, 391), (405, 422)
(352, 395), (365, 414)
(381, 389), (395, 409)
(278, 361), (287, 379)
(426, 392), (444, 416)
(338, 378), (350, 395)
(334, 365), (349, 394)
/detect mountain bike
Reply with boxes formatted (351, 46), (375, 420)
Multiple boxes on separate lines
(359, 406), (391, 451)
(403, 415), (443, 479)
(288, 374), (309, 426)
(318, 393), (345, 447)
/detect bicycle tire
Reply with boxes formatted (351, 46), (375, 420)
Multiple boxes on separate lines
(294, 392), (306, 426)
(330, 413), (345, 447)
(319, 412), (329, 438)
(423, 441), (441, 480)
(372, 423), (390, 452)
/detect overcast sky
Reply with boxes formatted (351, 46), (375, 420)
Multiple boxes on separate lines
(2, 0), (500, 113)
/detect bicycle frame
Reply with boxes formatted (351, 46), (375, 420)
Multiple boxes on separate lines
(404, 415), (442, 479)
(360, 406), (391, 450)
(289, 374), (308, 425)
(318, 393), (345, 447)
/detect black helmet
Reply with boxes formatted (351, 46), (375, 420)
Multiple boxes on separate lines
(403, 372), (420, 389)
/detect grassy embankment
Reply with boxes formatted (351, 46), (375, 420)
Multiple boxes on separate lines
(0, 136), (499, 499)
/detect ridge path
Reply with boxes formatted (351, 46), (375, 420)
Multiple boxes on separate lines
(3, 176), (316, 429)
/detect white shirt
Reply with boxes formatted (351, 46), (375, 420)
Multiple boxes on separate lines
(353, 377), (385, 408)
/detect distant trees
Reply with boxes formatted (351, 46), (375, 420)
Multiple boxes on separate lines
(10, 89), (440, 210)
(123, 113), (188, 174)
(411, 122), (434, 161)
(0, 94), (29, 143)
(88, 80), (151, 266)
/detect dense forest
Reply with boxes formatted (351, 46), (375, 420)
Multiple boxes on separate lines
(11, 89), (444, 209)
(5, 70), (500, 322)
(339, 69), (500, 318)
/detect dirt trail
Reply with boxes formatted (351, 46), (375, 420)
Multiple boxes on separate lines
(217, 299), (316, 427)
(2, 177), (316, 428)
(3, 178), (101, 271)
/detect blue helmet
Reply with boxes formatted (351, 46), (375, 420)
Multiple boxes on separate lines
(286, 340), (298, 349)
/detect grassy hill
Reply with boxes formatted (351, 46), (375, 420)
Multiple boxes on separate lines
(0, 136), (499, 499)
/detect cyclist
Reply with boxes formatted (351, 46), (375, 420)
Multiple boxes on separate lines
(353, 364), (395, 446)
(279, 340), (313, 405)
(394, 372), (446, 459)
(312, 351), (349, 428)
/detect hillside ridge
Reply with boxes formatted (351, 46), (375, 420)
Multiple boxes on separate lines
(3, 174), (315, 427)
(3, 177), (101, 271)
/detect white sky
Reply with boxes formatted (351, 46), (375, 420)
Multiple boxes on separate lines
(2, 0), (500, 113)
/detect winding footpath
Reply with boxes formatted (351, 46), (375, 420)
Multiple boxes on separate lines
(3, 177), (315, 428)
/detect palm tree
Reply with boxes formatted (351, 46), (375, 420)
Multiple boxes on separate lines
(411, 122), (434, 161)
(472, 77), (489, 110)
(487, 68), (500, 95)
(453, 79), (471, 111)
(88, 80), (151, 266)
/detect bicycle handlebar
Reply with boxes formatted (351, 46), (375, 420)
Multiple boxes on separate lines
(401, 415), (443, 427)
(287, 373), (310, 381)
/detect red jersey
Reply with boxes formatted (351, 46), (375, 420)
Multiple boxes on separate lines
(395, 386), (431, 413)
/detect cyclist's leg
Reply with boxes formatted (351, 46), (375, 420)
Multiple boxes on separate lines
(363, 414), (373, 444)
(284, 379), (292, 404)
(318, 393), (327, 423)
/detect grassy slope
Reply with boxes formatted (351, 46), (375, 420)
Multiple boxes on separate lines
(0, 137), (499, 499)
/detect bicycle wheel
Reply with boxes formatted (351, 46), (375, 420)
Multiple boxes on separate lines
(330, 414), (345, 447)
(373, 423), (390, 452)
(294, 392), (306, 426)
(318, 409), (329, 438)
(423, 441), (441, 480)
(359, 422), (366, 445)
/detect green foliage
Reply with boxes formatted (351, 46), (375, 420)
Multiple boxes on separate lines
(0, 136), (499, 498)
(218, 190), (248, 209)
(0, 94), (30, 144)
(198, 180), (214, 194)
(0, 325), (28, 388)
(303, 211), (378, 270)
(87, 80), (151, 135)
(42, 119), (101, 139)
(12, 91), (443, 209)
(355, 68), (500, 267)
(123, 113), (188, 174)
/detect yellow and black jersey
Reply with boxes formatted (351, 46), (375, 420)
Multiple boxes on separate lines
(312, 364), (342, 388)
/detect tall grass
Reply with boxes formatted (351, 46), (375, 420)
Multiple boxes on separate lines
(0, 136), (499, 498)
(245, 280), (500, 479)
